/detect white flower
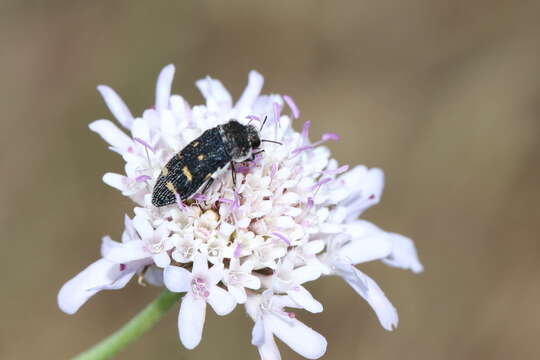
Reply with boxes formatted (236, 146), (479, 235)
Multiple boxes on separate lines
(163, 255), (236, 349)
(269, 259), (323, 313)
(223, 258), (261, 304)
(105, 213), (174, 268)
(246, 290), (327, 360)
(58, 64), (423, 360)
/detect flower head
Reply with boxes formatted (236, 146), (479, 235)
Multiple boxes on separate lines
(58, 65), (423, 359)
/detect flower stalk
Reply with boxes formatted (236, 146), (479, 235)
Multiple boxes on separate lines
(73, 290), (181, 360)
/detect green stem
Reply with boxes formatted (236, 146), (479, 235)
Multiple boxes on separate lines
(73, 290), (182, 360)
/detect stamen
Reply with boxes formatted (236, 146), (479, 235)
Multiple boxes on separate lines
(321, 133), (340, 141)
(292, 145), (313, 155)
(323, 165), (349, 175)
(301, 120), (311, 138)
(233, 243), (242, 258)
(135, 175), (151, 183)
(271, 232), (291, 246)
(174, 193), (187, 210)
(283, 95), (300, 119)
(270, 163), (278, 178)
(310, 177), (332, 191)
(232, 191), (240, 210)
(273, 102), (281, 125)
(133, 137), (155, 153)
(306, 197), (314, 209)
(192, 194), (207, 201)
(246, 114), (261, 122)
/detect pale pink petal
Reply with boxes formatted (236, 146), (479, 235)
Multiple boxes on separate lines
(100, 235), (122, 258)
(292, 265), (322, 285)
(152, 251), (171, 268)
(227, 284), (247, 304)
(178, 293), (206, 349)
(163, 266), (192, 293)
(96, 85), (134, 129)
(266, 314), (327, 359)
(207, 286), (236, 315)
(192, 254), (209, 275)
(155, 64), (175, 112)
(58, 259), (135, 314)
(243, 274), (261, 290)
(102, 173), (128, 192)
(251, 317), (265, 346)
(287, 286), (323, 313)
(104, 241), (149, 263)
(256, 320), (282, 360)
(344, 168), (385, 220)
(132, 215), (154, 239)
(334, 263), (398, 331)
(207, 262), (224, 286)
(340, 235), (392, 265)
(235, 70), (264, 113)
(195, 76), (232, 111)
(89, 120), (132, 151)
(382, 233), (424, 273)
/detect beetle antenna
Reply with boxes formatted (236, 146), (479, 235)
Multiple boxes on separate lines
(261, 139), (283, 145)
(259, 116), (268, 131)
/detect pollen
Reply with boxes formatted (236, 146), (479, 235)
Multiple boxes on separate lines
(161, 167), (169, 176)
(192, 141), (199, 147)
(197, 154), (205, 160)
(166, 181), (176, 192)
(182, 166), (193, 181)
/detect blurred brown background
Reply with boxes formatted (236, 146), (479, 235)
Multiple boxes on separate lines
(1, 1), (540, 359)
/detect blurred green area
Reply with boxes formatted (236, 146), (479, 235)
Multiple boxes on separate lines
(1, 1), (539, 359)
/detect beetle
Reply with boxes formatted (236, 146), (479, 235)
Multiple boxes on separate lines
(152, 119), (271, 207)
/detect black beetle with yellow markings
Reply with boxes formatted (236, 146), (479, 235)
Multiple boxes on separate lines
(152, 120), (261, 207)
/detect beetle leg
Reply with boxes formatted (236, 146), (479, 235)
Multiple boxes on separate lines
(201, 178), (215, 195)
(230, 161), (237, 189)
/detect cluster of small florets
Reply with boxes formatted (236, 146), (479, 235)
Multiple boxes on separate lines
(58, 65), (423, 360)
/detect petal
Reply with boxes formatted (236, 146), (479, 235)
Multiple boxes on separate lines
(163, 266), (192, 293)
(152, 251), (171, 268)
(192, 254), (208, 275)
(89, 120), (132, 150)
(57, 259), (135, 314)
(334, 263), (398, 331)
(243, 274), (261, 290)
(292, 265), (322, 285)
(155, 64), (175, 112)
(228, 284), (247, 304)
(179, 293), (206, 349)
(100, 235), (122, 258)
(235, 70), (264, 114)
(104, 241), (149, 263)
(195, 76), (232, 111)
(256, 320), (282, 360)
(102, 173), (127, 192)
(207, 286), (236, 315)
(266, 314), (327, 359)
(96, 85), (134, 129)
(340, 235), (392, 265)
(132, 215), (154, 239)
(382, 233), (423, 273)
(251, 317), (265, 346)
(287, 286), (323, 313)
